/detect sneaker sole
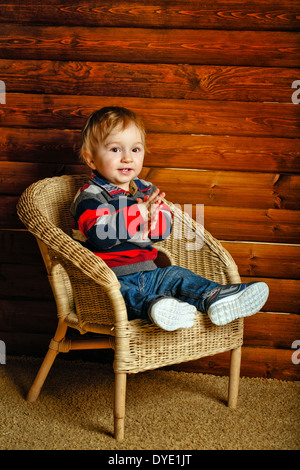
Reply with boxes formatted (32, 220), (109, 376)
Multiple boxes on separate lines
(208, 282), (269, 326)
(149, 298), (196, 331)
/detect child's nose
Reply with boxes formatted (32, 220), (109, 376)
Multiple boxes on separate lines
(121, 150), (133, 162)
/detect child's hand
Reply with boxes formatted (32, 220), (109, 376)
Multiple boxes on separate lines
(136, 188), (166, 240)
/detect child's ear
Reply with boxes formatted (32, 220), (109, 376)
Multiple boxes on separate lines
(82, 151), (96, 170)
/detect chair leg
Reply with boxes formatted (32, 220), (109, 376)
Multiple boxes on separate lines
(228, 346), (241, 409)
(114, 372), (127, 441)
(26, 319), (68, 402)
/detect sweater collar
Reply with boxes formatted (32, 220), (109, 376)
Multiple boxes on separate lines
(89, 171), (151, 197)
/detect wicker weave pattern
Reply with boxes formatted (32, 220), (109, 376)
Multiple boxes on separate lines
(122, 316), (242, 373)
(157, 201), (241, 284)
(17, 175), (243, 376)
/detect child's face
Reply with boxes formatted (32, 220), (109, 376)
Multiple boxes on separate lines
(85, 122), (145, 191)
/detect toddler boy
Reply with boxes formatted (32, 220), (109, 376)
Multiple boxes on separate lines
(71, 106), (269, 331)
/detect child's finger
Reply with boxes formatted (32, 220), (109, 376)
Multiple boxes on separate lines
(142, 223), (149, 240)
(146, 188), (160, 205)
(152, 191), (165, 205)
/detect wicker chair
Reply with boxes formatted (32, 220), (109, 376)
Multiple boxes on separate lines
(17, 175), (243, 440)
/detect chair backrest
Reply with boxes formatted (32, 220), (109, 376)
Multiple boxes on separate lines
(32, 174), (89, 236)
(17, 175), (93, 329)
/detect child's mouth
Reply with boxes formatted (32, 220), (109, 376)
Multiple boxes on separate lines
(119, 168), (132, 174)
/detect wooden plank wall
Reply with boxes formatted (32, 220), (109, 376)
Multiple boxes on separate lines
(0, 1), (300, 380)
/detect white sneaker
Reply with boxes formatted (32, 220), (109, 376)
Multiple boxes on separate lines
(204, 282), (269, 326)
(149, 298), (196, 331)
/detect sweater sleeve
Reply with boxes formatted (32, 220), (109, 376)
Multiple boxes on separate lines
(73, 195), (148, 250)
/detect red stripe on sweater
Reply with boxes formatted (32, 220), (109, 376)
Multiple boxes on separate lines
(93, 247), (157, 267)
(78, 207), (112, 236)
(78, 204), (145, 238)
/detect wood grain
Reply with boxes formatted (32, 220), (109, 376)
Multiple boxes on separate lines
(1, 94), (299, 138)
(0, 25), (299, 67)
(243, 312), (300, 349)
(1, 265), (299, 314)
(0, 59), (298, 102)
(140, 167), (300, 210)
(170, 346), (300, 381)
(241, 277), (300, 314)
(203, 206), (300, 244)
(1, 1), (299, 31)
(2, 127), (299, 174)
(2, 162), (299, 210)
(1, 0), (299, 382)
(4, 196), (300, 243)
(0, 298), (298, 350)
(2, 230), (299, 280)
(222, 241), (300, 279)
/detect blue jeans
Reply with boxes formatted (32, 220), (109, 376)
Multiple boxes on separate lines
(118, 266), (220, 321)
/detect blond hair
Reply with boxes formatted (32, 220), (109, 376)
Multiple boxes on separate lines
(79, 106), (147, 162)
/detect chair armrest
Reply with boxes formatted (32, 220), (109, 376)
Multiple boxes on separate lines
(17, 179), (130, 328)
(160, 200), (241, 284)
(17, 183), (120, 291)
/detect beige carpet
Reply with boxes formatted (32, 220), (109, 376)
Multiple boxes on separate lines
(0, 356), (299, 450)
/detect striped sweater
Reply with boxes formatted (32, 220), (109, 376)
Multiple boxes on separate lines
(70, 171), (173, 276)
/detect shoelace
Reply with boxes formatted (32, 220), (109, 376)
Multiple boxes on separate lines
(201, 287), (220, 301)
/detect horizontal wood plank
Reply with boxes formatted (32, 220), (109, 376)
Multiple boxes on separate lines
(146, 134), (300, 173)
(0, 230), (43, 265)
(141, 167), (300, 210)
(4, 195), (300, 243)
(1, 95), (299, 138)
(1, 261), (299, 313)
(0, 127), (80, 163)
(2, 229), (300, 280)
(170, 347), (300, 381)
(2, 291), (298, 348)
(0, 196), (23, 228)
(1, 59), (298, 102)
(243, 312), (300, 350)
(0, 331), (53, 357)
(1, 296), (298, 351)
(2, 286), (298, 379)
(241, 276), (300, 314)
(1, 1), (299, 31)
(203, 206), (300, 244)
(0, 25), (299, 67)
(2, 127), (299, 174)
(0, 161), (85, 196)
(2, 162), (299, 210)
(222, 241), (300, 279)
(0, 299), (57, 333)
(0, 263), (53, 300)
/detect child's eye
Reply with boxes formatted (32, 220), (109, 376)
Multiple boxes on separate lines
(132, 147), (141, 153)
(111, 147), (121, 152)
